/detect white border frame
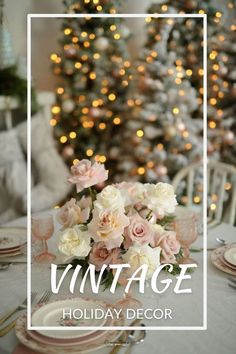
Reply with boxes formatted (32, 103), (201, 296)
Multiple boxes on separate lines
(27, 13), (207, 331)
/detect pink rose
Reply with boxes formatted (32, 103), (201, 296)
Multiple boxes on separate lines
(158, 231), (181, 264)
(89, 242), (120, 271)
(88, 207), (129, 250)
(124, 213), (153, 249)
(149, 224), (165, 247)
(68, 159), (108, 193)
(56, 198), (90, 229)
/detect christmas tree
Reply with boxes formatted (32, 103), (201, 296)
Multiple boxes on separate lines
(144, 0), (236, 164)
(209, 12), (236, 165)
(118, 11), (202, 189)
(50, 0), (132, 180)
(147, 0), (236, 160)
(143, 0), (236, 206)
(118, 0), (235, 205)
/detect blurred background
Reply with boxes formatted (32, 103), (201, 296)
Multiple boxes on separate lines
(3, 0), (234, 90)
(0, 0), (235, 224)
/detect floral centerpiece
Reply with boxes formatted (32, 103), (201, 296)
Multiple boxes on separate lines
(57, 159), (182, 288)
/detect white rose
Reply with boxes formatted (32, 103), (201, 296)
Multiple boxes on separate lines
(116, 182), (146, 207)
(122, 243), (161, 279)
(94, 185), (125, 211)
(132, 182), (146, 203)
(143, 183), (177, 218)
(152, 224), (165, 235)
(58, 225), (91, 259)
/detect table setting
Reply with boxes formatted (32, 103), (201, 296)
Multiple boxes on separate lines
(12, 296), (142, 354)
(211, 243), (236, 277)
(1, 0), (236, 350)
(0, 227), (27, 267)
(1, 218), (236, 353)
(0, 159), (236, 354)
(0, 287), (146, 354)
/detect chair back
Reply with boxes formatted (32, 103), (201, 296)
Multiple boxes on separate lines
(172, 161), (236, 226)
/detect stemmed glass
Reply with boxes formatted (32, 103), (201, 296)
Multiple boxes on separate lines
(115, 270), (142, 314)
(31, 214), (56, 263)
(174, 212), (198, 264)
(115, 289), (142, 313)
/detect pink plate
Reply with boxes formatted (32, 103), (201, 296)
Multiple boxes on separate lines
(0, 246), (22, 254)
(31, 298), (109, 339)
(220, 256), (236, 271)
(0, 250), (22, 258)
(0, 228), (26, 250)
(211, 246), (236, 276)
(15, 313), (123, 354)
(27, 317), (113, 347)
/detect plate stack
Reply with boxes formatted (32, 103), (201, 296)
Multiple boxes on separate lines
(0, 228), (26, 258)
(211, 245), (236, 276)
(15, 298), (123, 354)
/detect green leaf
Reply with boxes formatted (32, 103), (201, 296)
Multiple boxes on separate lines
(162, 263), (182, 276)
(190, 248), (202, 253)
(101, 270), (118, 291)
(158, 215), (175, 227)
(162, 261), (195, 276)
(57, 257), (89, 276)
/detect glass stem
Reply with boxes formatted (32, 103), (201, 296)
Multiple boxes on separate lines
(43, 239), (48, 254)
(183, 246), (190, 259)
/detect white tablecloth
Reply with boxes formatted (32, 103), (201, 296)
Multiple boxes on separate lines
(0, 215), (236, 354)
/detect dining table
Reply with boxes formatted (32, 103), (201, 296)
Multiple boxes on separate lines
(0, 212), (235, 354)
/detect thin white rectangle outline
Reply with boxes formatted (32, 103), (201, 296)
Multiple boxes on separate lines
(27, 13), (207, 331)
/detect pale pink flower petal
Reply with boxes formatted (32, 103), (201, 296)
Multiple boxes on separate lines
(88, 208), (129, 250)
(68, 159), (108, 193)
(56, 198), (90, 229)
(157, 231), (181, 264)
(123, 213), (153, 249)
(89, 242), (120, 271)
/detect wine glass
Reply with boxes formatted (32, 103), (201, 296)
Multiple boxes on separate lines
(114, 269), (142, 314)
(115, 289), (142, 314)
(31, 214), (56, 263)
(174, 212), (198, 264)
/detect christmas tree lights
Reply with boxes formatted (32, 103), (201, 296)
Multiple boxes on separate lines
(51, 0), (132, 180)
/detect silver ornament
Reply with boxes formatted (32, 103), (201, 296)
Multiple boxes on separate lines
(94, 37), (109, 51)
(62, 99), (75, 113)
